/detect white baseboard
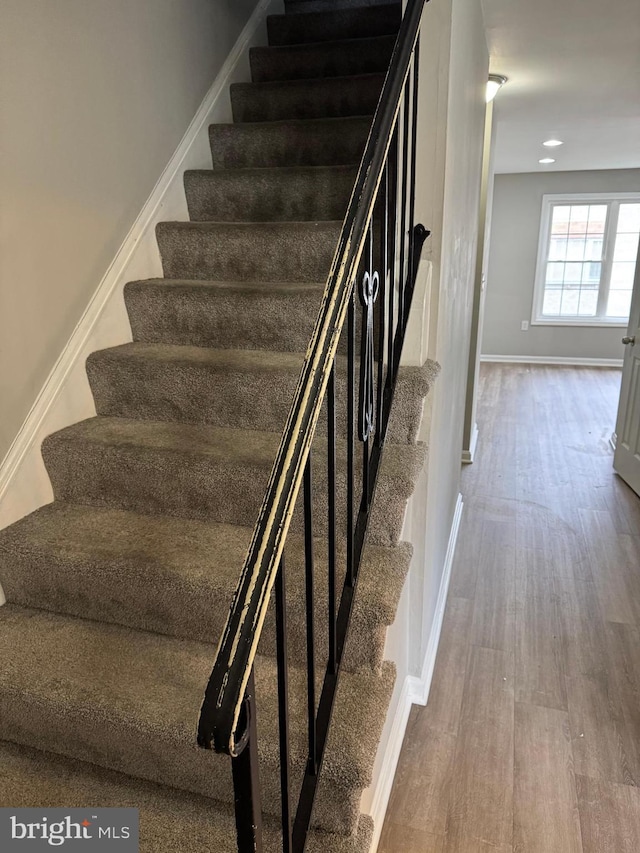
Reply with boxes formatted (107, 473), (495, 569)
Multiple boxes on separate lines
(366, 493), (463, 852)
(407, 492), (463, 705)
(365, 675), (414, 852)
(481, 354), (623, 368)
(461, 422), (478, 465)
(0, 0), (278, 538)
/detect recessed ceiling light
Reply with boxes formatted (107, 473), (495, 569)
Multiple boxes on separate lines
(543, 139), (564, 147)
(539, 158), (556, 164)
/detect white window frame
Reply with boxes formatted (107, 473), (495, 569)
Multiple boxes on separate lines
(532, 192), (640, 327)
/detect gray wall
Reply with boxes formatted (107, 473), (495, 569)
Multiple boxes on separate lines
(482, 169), (640, 360)
(0, 0), (258, 462)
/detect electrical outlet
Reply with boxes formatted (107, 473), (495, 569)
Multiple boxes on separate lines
(521, 320), (529, 331)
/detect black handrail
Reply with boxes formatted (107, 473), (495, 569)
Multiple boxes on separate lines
(199, 0), (427, 759)
(198, 1), (430, 849)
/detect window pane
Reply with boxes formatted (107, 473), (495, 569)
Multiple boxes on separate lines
(551, 205), (570, 235)
(566, 237), (586, 261)
(607, 290), (633, 318)
(542, 288), (561, 315)
(618, 203), (640, 233)
(564, 263), (582, 284)
(613, 232), (640, 263)
(587, 205), (608, 231)
(560, 288), (580, 315)
(578, 288), (598, 316)
(584, 237), (604, 261)
(546, 262), (565, 283)
(611, 262), (636, 289)
(569, 205), (589, 236)
(549, 237), (567, 260)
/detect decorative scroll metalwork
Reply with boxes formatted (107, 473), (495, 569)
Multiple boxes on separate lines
(359, 269), (380, 443)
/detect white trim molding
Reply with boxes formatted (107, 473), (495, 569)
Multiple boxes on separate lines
(461, 422), (479, 465)
(481, 354), (623, 368)
(0, 0), (278, 534)
(366, 494), (463, 852)
(407, 493), (463, 706)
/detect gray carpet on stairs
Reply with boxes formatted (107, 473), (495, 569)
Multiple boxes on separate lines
(0, 1), (439, 849)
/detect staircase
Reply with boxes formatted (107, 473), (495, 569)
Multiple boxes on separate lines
(0, 1), (437, 850)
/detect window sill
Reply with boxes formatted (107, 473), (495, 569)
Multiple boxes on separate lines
(531, 318), (629, 329)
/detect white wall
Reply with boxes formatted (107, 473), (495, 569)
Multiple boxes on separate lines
(482, 169), (640, 360)
(0, 0), (259, 464)
(364, 0), (488, 843)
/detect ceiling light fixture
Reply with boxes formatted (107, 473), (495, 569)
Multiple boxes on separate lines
(543, 139), (564, 147)
(539, 158), (556, 164)
(486, 74), (508, 103)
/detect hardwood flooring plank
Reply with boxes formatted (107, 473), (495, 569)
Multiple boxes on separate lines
(515, 549), (567, 711)
(444, 646), (514, 848)
(579, 509), (639, 624)
(470, 534), (516, 652)
(566, 670), (640, 787)
(513, 702), (582, 853)
(576, 775), (640, 853)
(421, 597), (473, 734)
(555, 574), (609, 681)
(378, 821), (444, 852)
(384, 716), (456, 837)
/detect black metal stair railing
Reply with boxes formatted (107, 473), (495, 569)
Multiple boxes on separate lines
(197, 1), (430, 850)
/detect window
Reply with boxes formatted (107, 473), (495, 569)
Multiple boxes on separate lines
(532, 193), (640, 326)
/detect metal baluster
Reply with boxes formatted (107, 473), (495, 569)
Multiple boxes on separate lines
(327, 365), (337, 675)
(376, 164), (389, 449)
(387, 126), (399, 394)
(275, 556), (292, 853)
(231, 668), (263, 853)
(398, 77), (411, 342)
(303, 457), (317, 774)
(360, 224), (372, 510)
(407, 39), (421, 295)
(346, 291), (355, 588)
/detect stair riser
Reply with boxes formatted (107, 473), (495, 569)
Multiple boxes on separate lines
(0, 665), (368, 835)
(231, 75), (384, 123)
(249, 36), (395, 83)
(156, 222), (341, 282)
(184, 167), (356, 223)
(267, 6), (401, 45)
(42, 435), (416, 546)
(209, 118), (370, 169)
(125, 282), (323, 351)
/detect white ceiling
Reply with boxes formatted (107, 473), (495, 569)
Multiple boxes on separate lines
(481, 0), (640, 174)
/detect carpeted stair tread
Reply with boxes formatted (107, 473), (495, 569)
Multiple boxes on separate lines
(41, 416), (426, 542)
(86, 341), (437, 441)
(0, 741), (374, 853)
(125, 279), (324, 350)
(0, 605), (394, 834)
(267, 4), (401, 45)
(156, 220), (342, 281)
(184, 164), (357, 222)
(0, 502), (411, 670)
(230, 73), (385, 123)
(250, 34), (396, 82)
(87, 343), (306, 433)
(209, 116), (372, 169)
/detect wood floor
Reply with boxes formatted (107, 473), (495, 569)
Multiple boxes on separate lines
(378, 363), (640, 853)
